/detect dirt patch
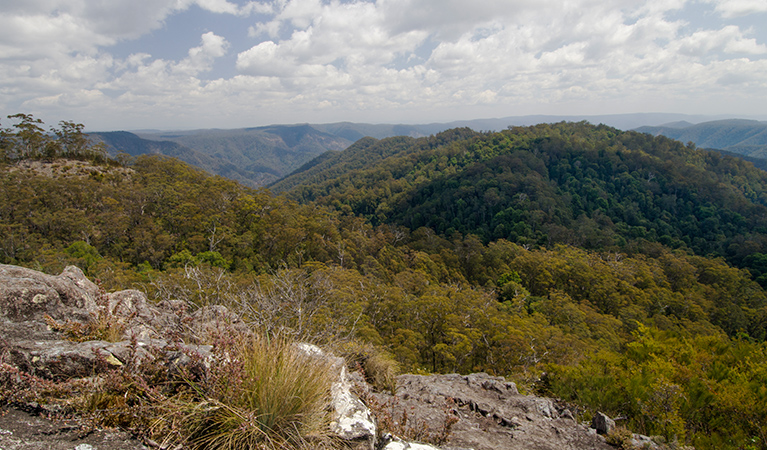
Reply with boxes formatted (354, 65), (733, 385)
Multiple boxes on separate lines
(0, 406), (148, 450)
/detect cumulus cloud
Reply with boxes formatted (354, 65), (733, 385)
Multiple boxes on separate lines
(674, 26), (767, 56)
(2, 0), (766, 129)
(705, 0), (767, 18)
(235, 0), (766, 109)
(176, 32), (230, 75)
(0, 0), (262, 60)
(98, 32), (230, 97)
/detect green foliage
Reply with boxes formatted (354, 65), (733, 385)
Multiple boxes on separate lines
(544, 326), (767, 449)
(338, 340), (400, 394)
(64, 240), (102, 273)
(497, 270), (522, 287)
(605, 427), (638, 450)
(169, 250), (231, 269)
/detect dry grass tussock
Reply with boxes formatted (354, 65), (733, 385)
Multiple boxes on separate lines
(155, 333), (338, 450)
(44, 291), (126, 343)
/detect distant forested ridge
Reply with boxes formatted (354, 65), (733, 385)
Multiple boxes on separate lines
(91, 124), (353, 187)
(3, 115), (767, 450)
(636, 118), (767, 160)
(276, 121), (767, 285)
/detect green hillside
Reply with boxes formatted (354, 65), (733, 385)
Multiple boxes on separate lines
(277, 122), (767, 280)
(270, 128), (479, 193)
(3, 115), (767, 450)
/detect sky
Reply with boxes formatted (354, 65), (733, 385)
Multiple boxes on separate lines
(1, 0), (766, 131)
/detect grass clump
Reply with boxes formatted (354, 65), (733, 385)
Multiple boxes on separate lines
(44, 309), (125, 343)
(44, 287), (125, 343)
(338, 340), (399, 394)
(158, 333), (337, 450)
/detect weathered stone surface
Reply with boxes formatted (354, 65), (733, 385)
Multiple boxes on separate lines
(0, 265), (248, 380)
(294, 342), (377, 450)
(0, 264), (98, 323)
(381, 434), (443, 450)
(373, 373), (614, 450)
(330, 365), (377, 450)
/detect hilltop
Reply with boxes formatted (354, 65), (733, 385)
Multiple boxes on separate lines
(87, 113), (765, 188)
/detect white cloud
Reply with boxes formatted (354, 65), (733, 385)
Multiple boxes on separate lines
(192, 0), (241, 15)
(2, 0), (767, 129)
(182, 0), (274, 16)
(175, 32), (230, 75)
(705, 0), (767, 18)
(102, 32), (230, 95)
(0, 0), (261, 61)
(673, 25), (767, 56)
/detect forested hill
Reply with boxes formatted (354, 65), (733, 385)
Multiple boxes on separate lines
(276, 121), (767, 281)
(270, 127), (479, 193)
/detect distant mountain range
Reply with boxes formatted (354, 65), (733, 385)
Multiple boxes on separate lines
(635, 119), (767, 160)
(90, 114), (767, 186)
(91, 125), (352, 187)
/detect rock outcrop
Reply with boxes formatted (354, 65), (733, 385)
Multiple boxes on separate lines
(370, 373), (613, 450)
(0, 264), (382, 449)
(0, 264), (665, 450)
(0, 264), (243, 380)
(331, 364), (378, 450)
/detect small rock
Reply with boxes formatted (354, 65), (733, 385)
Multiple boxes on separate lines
(469, 400), (494, 417)
(535, 398), (556, 418)
(631, 433), (661, 449)
(591, 411), (615, 435)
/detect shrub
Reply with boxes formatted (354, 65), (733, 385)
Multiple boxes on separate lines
(44, 287), (125, 343)
(605, 427), (637, 450)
